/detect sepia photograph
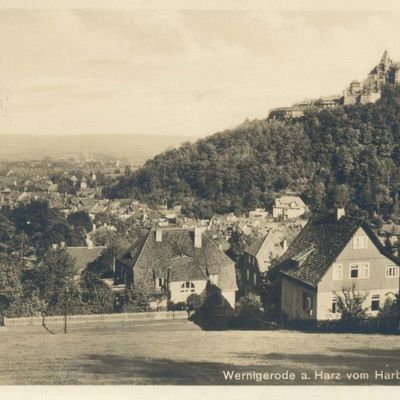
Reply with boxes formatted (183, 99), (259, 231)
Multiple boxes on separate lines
(1, 0), (400, 392)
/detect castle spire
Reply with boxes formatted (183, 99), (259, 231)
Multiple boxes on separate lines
(380, 50), (390, 66)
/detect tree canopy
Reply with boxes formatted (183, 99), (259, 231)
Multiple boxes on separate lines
(106, 85), (400, 222)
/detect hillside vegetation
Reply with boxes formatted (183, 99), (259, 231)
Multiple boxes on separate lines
(107, 85), (400, 222)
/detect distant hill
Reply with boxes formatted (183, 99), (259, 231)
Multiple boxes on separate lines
(106, 85), (400, 223)
(0, 134), (194, 163)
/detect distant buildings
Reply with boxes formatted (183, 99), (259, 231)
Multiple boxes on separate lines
(272, 196), (307, 220)
(343, 50), (400, 105)
(269, 51), (398, 119)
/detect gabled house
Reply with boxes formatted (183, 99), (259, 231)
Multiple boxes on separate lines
(241, 230), (287, 288)
(115, 227), (237, 307)
(272, 196), (307, 220)
(277, 209), (400, 321)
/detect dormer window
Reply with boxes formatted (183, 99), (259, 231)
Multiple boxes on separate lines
(353, 236), (368, 249)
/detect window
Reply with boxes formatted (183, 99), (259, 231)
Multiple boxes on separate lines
(371, 294), (380, 311)
(331, 296), (338, 314)
(350, 263), (369, 279)
(180, 281), (195, 293)
(332, 264), (342, 280)
(246, 269), (250, 281)
(253, 273), (257, 286)
(353, 236), (368, 249)
(302, 293), (313, 311)
(155, 278), (164, 288)
(386, 265), (400, 278)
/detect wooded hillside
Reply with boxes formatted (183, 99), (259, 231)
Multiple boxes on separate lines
(107, 85), (400, 223)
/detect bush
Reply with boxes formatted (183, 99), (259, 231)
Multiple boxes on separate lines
(229, 292), (265, 329)
(168, 301), (186, 311)
(118, 286), (151, 313)
(335, 285), (368, 321)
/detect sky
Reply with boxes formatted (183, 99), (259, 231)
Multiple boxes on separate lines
(1, 5), (400, 137)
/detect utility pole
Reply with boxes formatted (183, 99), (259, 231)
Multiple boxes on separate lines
(64, 284), (69, 334)
(20, 230), (24, 261)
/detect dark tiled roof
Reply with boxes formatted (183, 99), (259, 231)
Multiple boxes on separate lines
(169, 256), (207, 282)
(66, 246), (106, 274)
(279, 215), (364, 287)
(119, 228), (237, 291)
(116, 229), (152, 268)
(279, 215), (400, 287)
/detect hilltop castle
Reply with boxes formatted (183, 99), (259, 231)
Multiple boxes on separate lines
(343, 50), (400, 105)
(269, 51), (400, 119)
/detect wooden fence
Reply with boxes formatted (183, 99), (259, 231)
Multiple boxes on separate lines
(4, 310), (188, 327)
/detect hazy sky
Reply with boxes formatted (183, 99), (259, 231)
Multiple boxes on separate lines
(1, 6), (400, 136)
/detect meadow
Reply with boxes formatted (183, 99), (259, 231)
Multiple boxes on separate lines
(1, 319), (400, 385)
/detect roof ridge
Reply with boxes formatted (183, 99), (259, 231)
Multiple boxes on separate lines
(130, 228), (153, 270)
(202, 234), (234, 265)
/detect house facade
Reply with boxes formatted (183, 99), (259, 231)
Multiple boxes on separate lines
(241, 230), (287, 289)
(115, 227), (237, 308)
(278, 210), (400, 321)
(272, 196), (307, 220)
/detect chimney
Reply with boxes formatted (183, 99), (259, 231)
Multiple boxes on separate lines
(282, 239), (288, 252)
(194, 227), (203, 248)
(156, 227), (162, 242)
(336, 208), (345, 221)
(59, 241), (65, 249)
(51, 243), (58, 250)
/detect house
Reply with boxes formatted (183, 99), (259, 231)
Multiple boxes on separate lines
(65, 241), (107, 276)
(114, 227), (237, 307)
(272, 196), (307, 220)
(248, 208), (268, 219)
(277, 209), (400, 321)
(241, 230), (287, 288)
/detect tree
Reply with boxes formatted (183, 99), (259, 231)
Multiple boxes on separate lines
(0, 255), (22, 317)
(33, 248), (79, 315)
(67, 211), (93, 233)
(335, 285), (368, 321)
(80, 271), (114, 314)
(227, 228), (252, 263)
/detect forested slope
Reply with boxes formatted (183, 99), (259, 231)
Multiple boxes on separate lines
(107, 85), (400, 222)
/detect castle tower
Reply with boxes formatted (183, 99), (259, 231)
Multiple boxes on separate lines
(380, 50), (392, 70)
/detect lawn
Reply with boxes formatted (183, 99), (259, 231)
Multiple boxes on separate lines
(1, 319), (400, 385)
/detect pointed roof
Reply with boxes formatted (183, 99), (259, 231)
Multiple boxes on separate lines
(117, 228), (237, 291)
(275, 195), (306, 209)
(278, 214), (400, 288)
(381, 50), (390, 66)
(245, 230), (274, 257)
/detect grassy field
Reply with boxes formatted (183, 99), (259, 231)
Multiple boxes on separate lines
(1, 319), (400, 385)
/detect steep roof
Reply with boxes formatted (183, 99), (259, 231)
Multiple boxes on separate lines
(278, 214), (400, 288)
(275, 196), (306, 209)
(116, 229), (152, 268)
(245, 230), (275, 257)
(118, 228), (237, 291)
(66, 246), (106, 274)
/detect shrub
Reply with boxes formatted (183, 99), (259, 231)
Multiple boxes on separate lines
(335, 285), (368, 321)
